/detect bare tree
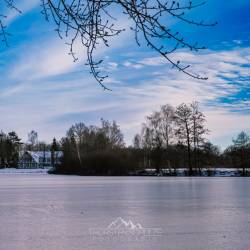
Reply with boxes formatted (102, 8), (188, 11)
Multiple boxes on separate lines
(144, 105), (175, 148)
(175, 103), (193, 173)
(140, 105), (175, 172)
(141, 124), (153, 168)
(146, 111), (163, 148)
(100, 119), (125, 148)
(67, 122), (86, 168)
(175, 102), (208, 173)
(27, 130), (38, 150)
(133, 133), (142, 149)
(2, 1), (216, 89)
(231, 131), (250, 175)
(190, 101), (208, 171)
(159, 104), (175, 147)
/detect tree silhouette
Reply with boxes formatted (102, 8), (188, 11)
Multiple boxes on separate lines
(1, 0), (217, 89)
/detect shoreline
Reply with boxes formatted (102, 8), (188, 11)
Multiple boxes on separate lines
(1, 168), (249, 177)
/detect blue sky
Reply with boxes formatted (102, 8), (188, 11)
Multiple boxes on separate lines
(0, 0), (249, 149)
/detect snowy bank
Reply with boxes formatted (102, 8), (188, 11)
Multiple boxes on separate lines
(0, 168), (50, 174)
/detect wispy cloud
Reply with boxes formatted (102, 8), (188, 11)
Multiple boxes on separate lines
(0, 0), (249, 149)
(9, 15), (133, 81)
(10, 38), (84, 80)
(2, 45), (249, 148)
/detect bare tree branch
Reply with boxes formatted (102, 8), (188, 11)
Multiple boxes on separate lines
(1, 1), (217, 89)
(0, 0), (21, 46)
(41, 0), (216, 88)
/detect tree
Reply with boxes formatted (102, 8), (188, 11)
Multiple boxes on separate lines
(66, 122), (87, 169)
(60, 119), (126, 174)
(226, 131), (250, 175)
(0, 131), (22, 168)
(51, 137), (59, 168)
(139, 104), (175, 172)
(233, 131), (250, 148)
(0, 131), (6, 167)
(7, 131), (22, 167)
(1, 1), (216, 89)
(141, 113), (163, 173)
(159, 104), (175, 147)
(100, 119), (125, 149)
(190, 101), (208, 171)
(147, 111), (163, 149)
(175, 103), (193, 173)
(27, 130), (38, 150)
(134, 102), (209, 174)
(199, 142), (220, 174)
(133, 134), (141, 149)
(175, 102), (208, 173)
(141, 125), (153, 169)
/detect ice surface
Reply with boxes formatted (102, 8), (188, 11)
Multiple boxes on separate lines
(0, 175), (250, 250)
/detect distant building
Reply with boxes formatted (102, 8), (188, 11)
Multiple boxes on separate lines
(18, 151), (63, 169)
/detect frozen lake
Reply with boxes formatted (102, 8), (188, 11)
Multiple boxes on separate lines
(0, 175), (250, 250)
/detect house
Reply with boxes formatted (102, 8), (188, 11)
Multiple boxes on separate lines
(18, 151), (63, 169)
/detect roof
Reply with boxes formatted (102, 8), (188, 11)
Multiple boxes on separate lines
(25, 151), (63, 163)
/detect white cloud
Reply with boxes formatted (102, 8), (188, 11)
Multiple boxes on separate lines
(233, 40), (243, 45)
(123, 61), (144, 69)
(9, 15), (133, 81)
(1, 26), (250, 148)
(10, 39), (84, 80)
(108, 47), (250, 146)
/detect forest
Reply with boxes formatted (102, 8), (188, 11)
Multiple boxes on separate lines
(0, 102), (250, 176)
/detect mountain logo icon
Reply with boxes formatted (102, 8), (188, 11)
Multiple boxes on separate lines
(89, 217), (163, 238)
(108, 217), (143, 230)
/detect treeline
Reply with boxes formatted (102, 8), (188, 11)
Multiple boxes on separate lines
(133, 102), (209, 174)
(0, 102), (250, 176)
(56, 102), (250, 176)
(0, 131), (21, 167)
(59, 119), (131, 175)
(132, 102), (250, 175)
(0, 130), (54, 168)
